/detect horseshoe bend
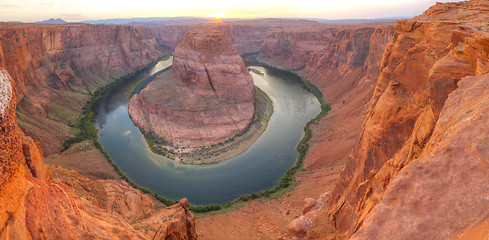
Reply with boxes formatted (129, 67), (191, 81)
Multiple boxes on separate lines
(2, 1), (489, 239)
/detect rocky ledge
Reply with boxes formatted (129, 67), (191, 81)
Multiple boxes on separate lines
(129, 27), (255, 148)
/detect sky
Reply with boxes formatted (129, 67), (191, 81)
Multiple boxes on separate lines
(0, 0), (463, 22)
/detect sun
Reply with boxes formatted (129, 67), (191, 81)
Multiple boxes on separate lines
(210, 12), (226, 19)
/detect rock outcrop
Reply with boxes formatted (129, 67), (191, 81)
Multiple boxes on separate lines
(0, 67), (196, 239)
(287, 193), (329, 238)
(327, 1), (489, 238)
(0, 23), (167, 154)
(129, 27), (254, 147)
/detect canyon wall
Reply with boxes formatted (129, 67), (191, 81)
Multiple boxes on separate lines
(129, 27), (255, 147)
(259, 27), (338, 69)
(0, 67), (196, 239)
(0, 23), (167, 154)
(328, 1), (489, 239)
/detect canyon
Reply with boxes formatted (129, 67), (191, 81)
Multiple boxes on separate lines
(128, 27), (255, 148)
(1, 1), (489, 239)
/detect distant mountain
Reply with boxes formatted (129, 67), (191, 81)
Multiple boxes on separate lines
(36, 18), (67, 24)
(82, 17), (211, 25)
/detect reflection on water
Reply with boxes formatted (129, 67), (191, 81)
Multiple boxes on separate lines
(95, 59), (320, 205)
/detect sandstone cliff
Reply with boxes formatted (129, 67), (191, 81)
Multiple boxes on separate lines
(129, 27), (254, 147)
(0, 23), (167, 154)
(327, 1), (489, 239)
(0, 68), (196, 239)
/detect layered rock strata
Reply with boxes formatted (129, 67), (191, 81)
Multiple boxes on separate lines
(0, 67), (196, 239)
(129, 28), (254, 147)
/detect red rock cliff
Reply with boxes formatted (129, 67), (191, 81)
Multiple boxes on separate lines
(129, 27), (254, 147)
(0, 67), (197, 239)
(0, 23), (167, 154)
(328, 1), (489, 239)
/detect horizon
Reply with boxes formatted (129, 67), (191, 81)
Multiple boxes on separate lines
(1, 0), (463, 23)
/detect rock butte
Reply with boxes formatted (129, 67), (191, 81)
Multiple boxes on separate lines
(129, 27), (255, 147)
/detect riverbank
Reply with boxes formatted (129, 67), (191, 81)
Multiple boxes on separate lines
(143, 81), (273, 165)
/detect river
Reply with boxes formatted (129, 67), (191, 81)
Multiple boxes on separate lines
(94, 57), (321, 205)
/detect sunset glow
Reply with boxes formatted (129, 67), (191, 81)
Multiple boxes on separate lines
(210, 12), (226, 19)
(0, 0), (463, 22)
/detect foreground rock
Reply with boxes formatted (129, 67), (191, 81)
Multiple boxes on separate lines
(129, 27), (254, 147)
(0, 68), (196, 239)
(327, 1), (489, 239)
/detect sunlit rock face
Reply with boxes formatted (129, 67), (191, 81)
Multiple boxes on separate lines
(129, 27), (255, 147)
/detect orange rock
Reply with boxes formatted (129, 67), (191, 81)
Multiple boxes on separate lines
(302, 198), (317, 215)
(287, 215), (314, 238)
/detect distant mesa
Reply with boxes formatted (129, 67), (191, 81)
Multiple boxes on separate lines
(128, 27), (255, 148)
(36, 18), (67, 24)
